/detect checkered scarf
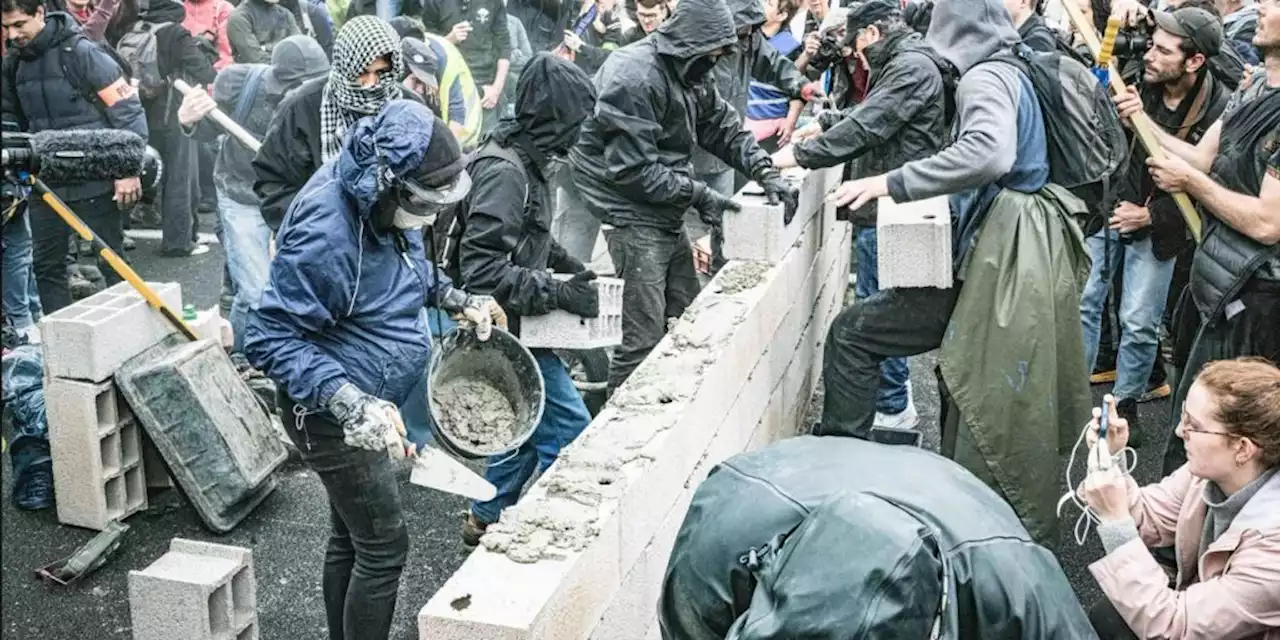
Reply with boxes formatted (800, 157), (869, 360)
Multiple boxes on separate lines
(320, 17), (405, 163)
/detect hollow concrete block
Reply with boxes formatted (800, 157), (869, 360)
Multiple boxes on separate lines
(46, 377), (147, 530)
(876, 195), (952, 289)
(39, 281), (183, 382)
(129, 540), (256, 640)
(520, 277), (624, 349)
(723, 167), (841, 264)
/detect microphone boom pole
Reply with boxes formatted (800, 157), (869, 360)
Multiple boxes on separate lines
(31, 177), (199, 340)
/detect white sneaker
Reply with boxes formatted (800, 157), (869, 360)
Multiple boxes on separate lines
(874, 404), (919, 430)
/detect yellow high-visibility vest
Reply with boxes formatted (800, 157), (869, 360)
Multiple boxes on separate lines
(426, 34), (482, 149)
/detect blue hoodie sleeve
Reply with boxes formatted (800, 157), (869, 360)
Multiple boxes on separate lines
(242, 198), (359, 411)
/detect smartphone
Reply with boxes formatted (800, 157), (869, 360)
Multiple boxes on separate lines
(869, 427), (923, 448)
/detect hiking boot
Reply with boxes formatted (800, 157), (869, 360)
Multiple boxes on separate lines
(1138, 381), (1172, 403)
(130, 204), (162, 229)
(1090, 368), (1117, 384)
(122, 236), (137, 252)
(1115, 397), (1142, 448)
(79, 264), (105, 288)
(462, 513), (489, 547)
(13, 461), (54, 510)
(68, 266), (98, 300)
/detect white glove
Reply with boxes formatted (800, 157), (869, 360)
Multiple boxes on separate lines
(177, 86), (217, 128)
(326, 383), (410, 459)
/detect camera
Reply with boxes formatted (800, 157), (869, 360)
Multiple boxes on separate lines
(808, 31), (847, 73)
(1112, 28), (1151, 60)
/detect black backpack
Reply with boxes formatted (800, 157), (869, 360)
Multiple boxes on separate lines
(988, 44), (1129, 217)
(430, 142), (528, 281)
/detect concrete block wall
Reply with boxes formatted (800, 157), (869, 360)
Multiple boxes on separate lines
(419, 173), (852, 640)
(45, 377), (148, 530)
(129, 539), (257, 640)
(876, 195), (952, 289)
(723, 167), (842, 263)
(520, 276), (624, 349)
(40, 281), (183, 382)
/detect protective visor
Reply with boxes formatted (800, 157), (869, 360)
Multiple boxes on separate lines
(398, 169), (472, 215)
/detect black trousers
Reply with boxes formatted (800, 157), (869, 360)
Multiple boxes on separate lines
(29, 195), (124, 313)
(605, 224), (702, 392)
(281, 395), (409, 640)
(817, 286), (960, 439)
(150, 121), (200, 254)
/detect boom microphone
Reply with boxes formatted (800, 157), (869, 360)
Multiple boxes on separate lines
(2, 129), (161, 187)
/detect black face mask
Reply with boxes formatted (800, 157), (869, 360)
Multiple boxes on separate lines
(684, 55), (719, 84)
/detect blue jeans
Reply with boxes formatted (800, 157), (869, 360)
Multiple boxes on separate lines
(2, 211), (43, 330)
(217, 190), (271, 352)
(471, 351), (592, 524)
(855, 227), (909, 415)
(1079, 229), (1175, 400)
(3, 345), (51, 477)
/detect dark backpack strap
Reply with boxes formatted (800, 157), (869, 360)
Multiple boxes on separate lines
(232, 65), (268, 136)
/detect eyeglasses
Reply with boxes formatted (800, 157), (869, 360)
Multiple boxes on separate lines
(1181, 425), (1238, 438)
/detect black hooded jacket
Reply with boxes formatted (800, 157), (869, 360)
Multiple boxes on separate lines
(568, 0), (771, 230)
(793, 29), (947, 226)
(660, 437), (1097, 640)
(448, 53), (596, 325)
(122, 1), (216, 124)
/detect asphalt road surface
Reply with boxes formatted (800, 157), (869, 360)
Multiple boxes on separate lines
(2, 228), (1172, 639)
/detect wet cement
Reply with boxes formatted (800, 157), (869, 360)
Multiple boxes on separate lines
(714, 261), (771, 295)
(434, 379), (520, 455)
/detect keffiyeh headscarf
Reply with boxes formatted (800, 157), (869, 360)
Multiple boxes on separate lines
(321, 16), (405, 163)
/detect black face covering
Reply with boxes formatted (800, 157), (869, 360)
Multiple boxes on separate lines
(684, 54), (719, 84)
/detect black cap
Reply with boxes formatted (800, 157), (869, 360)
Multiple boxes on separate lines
(400, 37), (440, 90)
(1152, 7), (1223, 57)
(845, 0), (901, 34)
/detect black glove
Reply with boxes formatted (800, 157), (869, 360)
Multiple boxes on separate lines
(556, 270), (600, 318)
(692, 182), (741, 227)
(756, 167), (799, 224)
(554, 253), (587, 275)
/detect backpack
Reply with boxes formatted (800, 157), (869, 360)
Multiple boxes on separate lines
(988, 44), (1129, 216)
(115, 21), (173, 100)
(431, 142), (528, 280)
(912, 47), (959, 128)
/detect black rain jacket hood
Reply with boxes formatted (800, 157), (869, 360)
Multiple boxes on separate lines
(655, 0), (737, 83)
(491, 53), (597, 168)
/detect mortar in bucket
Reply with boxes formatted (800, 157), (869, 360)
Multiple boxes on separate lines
(427, 328), (545, 459)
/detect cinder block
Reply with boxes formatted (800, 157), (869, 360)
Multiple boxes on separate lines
(520, 276), (624, 349)
(46, 377), (147, 530)
(723, 167), (841, 263)
(129, 540), (256, 640)
(40, 281), (183, 382)
(877, 195), (952, 289)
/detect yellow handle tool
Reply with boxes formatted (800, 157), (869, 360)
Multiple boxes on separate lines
(34, 178), (198, 341)
(1062, 2), (1203, 243)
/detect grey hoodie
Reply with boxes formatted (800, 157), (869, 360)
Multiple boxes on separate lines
(188, 35), (329, 205)
(885, 0), (1048, 271)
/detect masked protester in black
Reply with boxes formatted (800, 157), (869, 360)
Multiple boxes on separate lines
(569, 0), (794, 393)
(438, 53), (603, 546)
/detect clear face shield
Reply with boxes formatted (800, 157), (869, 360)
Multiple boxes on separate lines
(391, 169), (472, 229)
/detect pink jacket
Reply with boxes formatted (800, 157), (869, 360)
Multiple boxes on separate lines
(182, 0), (234, 70)
(1089, 465), (1280, 640)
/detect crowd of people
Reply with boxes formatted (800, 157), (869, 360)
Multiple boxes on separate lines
(2, 0), (1279, 636)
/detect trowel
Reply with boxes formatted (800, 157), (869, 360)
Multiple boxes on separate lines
(408, 446), (498, 502)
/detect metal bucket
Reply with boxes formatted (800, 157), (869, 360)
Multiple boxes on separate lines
(427, 328), (544, 460)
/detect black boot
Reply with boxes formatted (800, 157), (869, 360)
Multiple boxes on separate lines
(1116, 397), (1142, 448)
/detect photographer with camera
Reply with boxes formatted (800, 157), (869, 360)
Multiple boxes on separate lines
(2, 0), (147, 314)
(1079, 6), (1230, 444)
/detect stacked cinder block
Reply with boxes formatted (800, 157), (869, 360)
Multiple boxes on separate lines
(723, 167), (842, 263)
(876, 195), (952, 289)
(129, 539), (258, 640)
(519, 276), (624, 349)
(40, 281), (183, 530)
(419, 167), (853, 640)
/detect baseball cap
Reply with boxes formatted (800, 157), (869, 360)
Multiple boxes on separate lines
(1152, 7), (1223, 57)
(400, 37), (440, 91)
(845, 0), (901, 34)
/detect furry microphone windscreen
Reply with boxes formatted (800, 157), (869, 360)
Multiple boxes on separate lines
(29, 129), (148, 183)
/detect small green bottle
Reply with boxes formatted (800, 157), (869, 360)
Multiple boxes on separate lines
(182, 304), (197, 321)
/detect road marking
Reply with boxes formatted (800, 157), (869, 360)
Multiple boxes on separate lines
(125, 229), (220, 244)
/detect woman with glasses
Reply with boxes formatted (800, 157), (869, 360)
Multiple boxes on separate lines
(1082, 357), (1280, 639)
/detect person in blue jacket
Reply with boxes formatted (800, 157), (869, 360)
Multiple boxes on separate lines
(243, 99), (505, 640)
